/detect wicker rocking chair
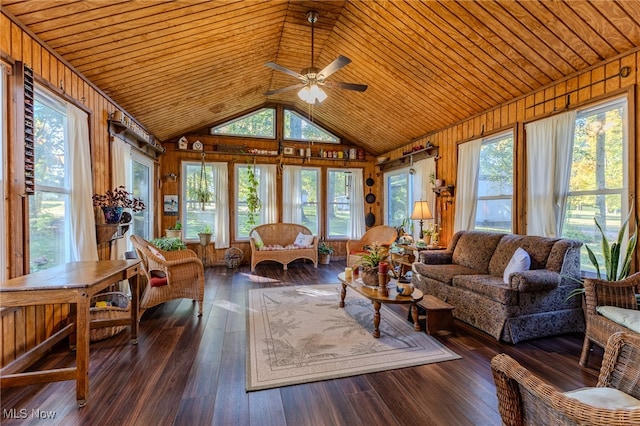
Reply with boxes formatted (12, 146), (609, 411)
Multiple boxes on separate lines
(130, 235), (204, 316)
(492, 332), (640, 425)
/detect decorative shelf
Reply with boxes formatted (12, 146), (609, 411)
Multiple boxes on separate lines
(96, 224), (130, 244)
(108, 120), (164, 154)
(432, 184), (455, 197)
(376, 145), (439, 171)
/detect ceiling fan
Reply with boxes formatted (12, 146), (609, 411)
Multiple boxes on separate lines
(265, 10), (368, 104)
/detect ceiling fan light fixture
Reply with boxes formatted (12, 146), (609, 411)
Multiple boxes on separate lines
(298, 84), (327, 104)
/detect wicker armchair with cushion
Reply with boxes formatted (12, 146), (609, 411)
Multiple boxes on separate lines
(131, 235), (205, 316)
(580, 272), (640, 367)
(346, 225), (398, 268)
(492, 332), (640, 425)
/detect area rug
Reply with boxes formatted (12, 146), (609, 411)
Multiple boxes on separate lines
(246, 284), (461, 391)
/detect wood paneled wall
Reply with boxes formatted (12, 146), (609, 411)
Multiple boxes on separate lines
(1, 13), (124, 367)
(382, 52), (639, 250)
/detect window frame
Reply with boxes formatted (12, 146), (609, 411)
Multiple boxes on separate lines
(326, 168), (354, 239)
(283, 109), (340, 143)
(181, 160), (218, 242)
(210, 107), (276, 139)
(383, 167), (414, 229)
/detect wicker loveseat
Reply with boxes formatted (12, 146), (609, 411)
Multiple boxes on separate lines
(412, 231), (584, 343)
(249, 223), (318, 272)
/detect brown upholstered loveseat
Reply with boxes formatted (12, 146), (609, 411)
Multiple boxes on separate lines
(249, 223), (318, 272)
(412, 231), (584, 343)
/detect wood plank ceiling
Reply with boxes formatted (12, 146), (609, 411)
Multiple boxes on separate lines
(4, 0), (640, 155)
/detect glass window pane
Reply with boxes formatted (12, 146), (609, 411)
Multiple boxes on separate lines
(284, 110), (339, 143)
(236, 164), (262, 238)
(29, 191), (69, 271)
(474, 199), (512, 233)
(327, 170), (350, 238)
(132, 159), (152, 240)
(34, 98), (66, 188)
(211, 108), (275, 138)
(387, 173), (410, 228)
(301, 169), (319, 235)
(183, 162), (215, 240)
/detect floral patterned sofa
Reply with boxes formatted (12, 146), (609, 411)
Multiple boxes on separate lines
(412, 231), (585, 343)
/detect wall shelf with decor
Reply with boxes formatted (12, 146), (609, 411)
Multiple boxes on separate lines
(376, 144), (439, 171)
(432, 184), (455, 198)
(95, 224), (130, 244)
(108, 114), (164, 158)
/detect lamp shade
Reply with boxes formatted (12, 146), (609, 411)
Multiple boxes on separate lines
(410, 201), (433, 220)
(298, 84), (327, 104)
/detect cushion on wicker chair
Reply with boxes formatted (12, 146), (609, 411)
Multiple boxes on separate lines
(294, 232), (314, 247)
(597, 306), (640, 334)
(564, 387), (640, 409)
(251, 230), (264, 248)
(149, 270), (168, 287)
(148, 245), (165, 260)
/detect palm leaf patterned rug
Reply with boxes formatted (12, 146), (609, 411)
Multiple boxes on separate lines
(246, 284), (460, 391)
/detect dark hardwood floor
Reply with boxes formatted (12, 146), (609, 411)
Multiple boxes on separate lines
(1, 261), (602, 425)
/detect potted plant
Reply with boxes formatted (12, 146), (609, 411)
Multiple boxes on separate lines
(166, 220), (182, 239)
(359, 242), (388, 286)
(150, 237), (187, 251)
(92, 186), (145, 224)
(318, 241), (334, 265)
(566, 209), (638, 301)
(198, 224), (213, 246)
(246, 162), (261, 226)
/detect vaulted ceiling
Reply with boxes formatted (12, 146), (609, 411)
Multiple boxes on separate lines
(4, 0), (640, 155)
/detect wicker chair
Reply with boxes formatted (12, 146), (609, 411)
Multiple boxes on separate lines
(492, 332), (640, 425)
(580, 273), (640, 367)
(130, 235), (204, 316)
(346, 225), (397, 268)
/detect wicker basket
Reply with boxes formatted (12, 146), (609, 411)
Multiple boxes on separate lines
(90, 291), (130, 342)
(224, 247), (243, 268)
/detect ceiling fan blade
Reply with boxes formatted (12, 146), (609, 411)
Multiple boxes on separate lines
(266, 84), (305, 96)
(265, 62), (304, 80)
(317, 55), (351, 80)
(323, 81), (368, 92)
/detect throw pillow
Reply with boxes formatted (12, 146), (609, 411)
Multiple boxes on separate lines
(564, 387), (640, 409)
(596, 305), (640, 334)
(293, 232), (314, 247)
(149, 270), (168, 287)
(503, 247), (531, 284)
(251, 230), (264, 248)
(148, 245), (166, 260)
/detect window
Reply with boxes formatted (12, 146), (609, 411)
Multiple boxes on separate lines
(210, 107), (275, 138)
(384, 169), (413, 229)
(282, 167), (320, 235)
(284, 109), (339, 143)
(130, 153), (154, 241)
(182, 161), (217, 241)
(30, 90), (70, 271)
(236, 164), (276, 239)
(561, 97), (628, 273)
(327, 169), (352, 238)
(475, 132), (514, 232)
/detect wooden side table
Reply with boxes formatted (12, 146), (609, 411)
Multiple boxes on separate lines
(417, 295), (455, 335)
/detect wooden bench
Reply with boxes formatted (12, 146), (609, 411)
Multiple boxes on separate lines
(417, 295), (454, 335)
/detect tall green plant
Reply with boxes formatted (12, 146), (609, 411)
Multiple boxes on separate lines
(588, 209), (637, 281)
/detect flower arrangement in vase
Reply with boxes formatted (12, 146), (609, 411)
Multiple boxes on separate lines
(92, 186), (145, 224)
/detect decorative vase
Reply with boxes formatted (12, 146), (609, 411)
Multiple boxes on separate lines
(198, 233), (212, 246)
(102, 206), (124, 224)
(361, 267), (379, 286)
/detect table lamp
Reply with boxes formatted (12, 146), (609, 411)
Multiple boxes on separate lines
(410, 200), (433, 239)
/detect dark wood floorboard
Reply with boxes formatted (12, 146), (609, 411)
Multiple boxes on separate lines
(1, 261), (603, 425)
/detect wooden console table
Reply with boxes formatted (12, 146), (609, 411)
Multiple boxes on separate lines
(0, 260), (140, 407)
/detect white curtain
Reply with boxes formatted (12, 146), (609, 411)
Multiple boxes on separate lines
(412, 157), (436, 240)
(67, 103), (98, 261)
(349, 168), (366, 239)
(110, 137), (131, 260)
(258, 164), (277, 224)
(213, 162), (230, 248)
(454, 138), (482, 232)
(526, 110), (576, 237)
(282, 166), (303, 223)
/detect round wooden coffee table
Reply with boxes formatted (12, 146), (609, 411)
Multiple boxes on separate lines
(338, 272), (424, 338)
